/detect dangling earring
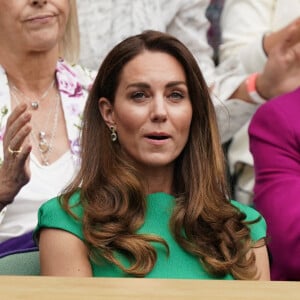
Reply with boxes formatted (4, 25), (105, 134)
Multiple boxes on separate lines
(110, 126), (117, 142)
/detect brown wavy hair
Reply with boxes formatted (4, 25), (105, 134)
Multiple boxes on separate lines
(62, 30), (260, 279)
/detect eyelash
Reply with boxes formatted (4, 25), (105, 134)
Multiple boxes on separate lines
(131, 91), (148, 100)
(169, 91), (184, 100)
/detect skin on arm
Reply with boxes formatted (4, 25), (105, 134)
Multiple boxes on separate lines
(39, 228), (92, 276)
(252, 242), (270, 280)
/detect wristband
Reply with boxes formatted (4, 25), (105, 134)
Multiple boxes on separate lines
(246, 73), (267, 104)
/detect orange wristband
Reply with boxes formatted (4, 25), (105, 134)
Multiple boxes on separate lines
(246, 73), (267, 104)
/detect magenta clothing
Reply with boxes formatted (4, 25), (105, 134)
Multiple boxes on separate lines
(249, 87), (300, 280)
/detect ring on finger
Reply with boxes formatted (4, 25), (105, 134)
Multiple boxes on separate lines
(8, 145), (23, 156)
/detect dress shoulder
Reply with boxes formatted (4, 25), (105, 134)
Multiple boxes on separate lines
(36, 191), (84, 241)
(231, 200), (267, 242)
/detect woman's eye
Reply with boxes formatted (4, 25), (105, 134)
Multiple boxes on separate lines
(169, 91), (184, 100)
(131, 91), (147, 100)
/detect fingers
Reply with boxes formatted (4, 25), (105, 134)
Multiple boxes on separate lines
(264, 18), (300, 55)
(7, 144), (31, 160)
(286, 41), (300, 63)
(0, 104), (32, 200)
(8, 124), (32, 155)
(275, 39), (300, 68)
(14, 144), (32, 168)
(6, 103), (28, 127)
(0, 139), (31, 199)
(8, 145), (23, 156)
(4, 103), (32, 153)
(278, 19), (300, 53)
(5, 138), (31, 173)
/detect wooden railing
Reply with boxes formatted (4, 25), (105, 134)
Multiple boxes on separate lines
(0, 276), (299, 300)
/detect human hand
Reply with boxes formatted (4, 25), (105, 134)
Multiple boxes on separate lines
(0, 103), (32, 208)
(256, 20), (300, 99)
(263, 17), (300, 55)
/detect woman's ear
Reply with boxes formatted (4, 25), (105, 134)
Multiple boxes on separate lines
(98, 97), (115, 127)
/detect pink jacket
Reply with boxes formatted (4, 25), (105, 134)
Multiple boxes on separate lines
(249, 87), (300, 280)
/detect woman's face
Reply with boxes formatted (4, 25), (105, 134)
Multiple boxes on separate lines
(100, 50), (193, 172)
(0, 0), (69, 54)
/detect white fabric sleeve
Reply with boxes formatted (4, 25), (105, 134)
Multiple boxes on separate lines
(212, 54), (259, 143)
(0, 207), (7, 225)
(219, 0), (274, 72)
(238, 35), (268, 74)
(212, 0), (277, 142)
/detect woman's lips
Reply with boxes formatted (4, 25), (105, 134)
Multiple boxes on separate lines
(24, 14), (56, 25)
(144, 132), (171, 145)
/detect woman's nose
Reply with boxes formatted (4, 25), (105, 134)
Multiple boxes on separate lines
(150, 96), (167, 122)
(30, 0), (47, 6)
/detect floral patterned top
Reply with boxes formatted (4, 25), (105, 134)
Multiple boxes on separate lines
(0, 59), (94, 165)
(0, 59), (95, 243)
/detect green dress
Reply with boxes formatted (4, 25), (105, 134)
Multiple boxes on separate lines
(36, 192), (266, 279)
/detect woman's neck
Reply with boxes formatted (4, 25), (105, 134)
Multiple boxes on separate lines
(1, 48), (59, 93)
(143, 165), (174, 195)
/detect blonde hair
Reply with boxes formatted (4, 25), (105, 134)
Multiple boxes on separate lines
(59, 0), (80, 64)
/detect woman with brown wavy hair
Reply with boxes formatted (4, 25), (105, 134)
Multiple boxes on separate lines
(36, 30), (270, 280)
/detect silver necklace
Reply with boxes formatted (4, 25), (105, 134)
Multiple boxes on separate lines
(34, 93), (60, 165)
(10, 79), (55, 110)
(11, 89), (61, 166)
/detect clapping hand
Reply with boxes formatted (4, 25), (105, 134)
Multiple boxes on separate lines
(257, 18), (300, 99)
(0, 103), (32, 208)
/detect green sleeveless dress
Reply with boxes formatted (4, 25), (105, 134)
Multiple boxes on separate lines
(36, 192), (266, 279)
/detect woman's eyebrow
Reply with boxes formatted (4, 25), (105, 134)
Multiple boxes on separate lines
(126, 82), (150, 90)
(165, 81), (187, 88)
(126, 81), (187, 90)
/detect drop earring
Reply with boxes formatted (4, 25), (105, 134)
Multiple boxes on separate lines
(110, 126), (117, 142)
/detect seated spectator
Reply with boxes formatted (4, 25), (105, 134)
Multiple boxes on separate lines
(219, 0), (300, 205)
(36, 31), (270, 280)
(0, 0), (93, 256)
(249, 87), (300, 281)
